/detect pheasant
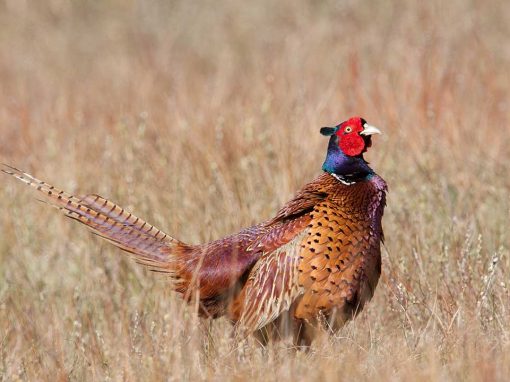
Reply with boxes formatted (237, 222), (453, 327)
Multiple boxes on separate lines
(2, 116), (386, 345)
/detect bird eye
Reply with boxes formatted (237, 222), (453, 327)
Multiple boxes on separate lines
(344, 126), (352, 133)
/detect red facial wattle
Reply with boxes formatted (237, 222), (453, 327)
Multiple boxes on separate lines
(336, 117), (366, 157)
(339, 134), (366, 156)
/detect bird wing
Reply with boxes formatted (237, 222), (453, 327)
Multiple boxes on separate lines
(231, 173), (341, 331)
(231, 222), (310, 332)
(175, 173), (341, 318)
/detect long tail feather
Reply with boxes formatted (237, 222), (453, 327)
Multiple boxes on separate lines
(2, 164), (184, 273)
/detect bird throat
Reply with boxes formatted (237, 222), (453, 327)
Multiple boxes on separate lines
(322, 153), (374, 185)
(322, 136), (373, 185)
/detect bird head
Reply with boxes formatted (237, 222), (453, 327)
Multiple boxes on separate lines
(320, 116), (381, 157)
(321, 116), (381, 179)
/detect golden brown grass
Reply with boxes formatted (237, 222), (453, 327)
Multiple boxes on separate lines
(0, 0), (509, 380)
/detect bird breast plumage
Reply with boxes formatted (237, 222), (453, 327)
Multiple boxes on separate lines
(232, 173), (387, 332)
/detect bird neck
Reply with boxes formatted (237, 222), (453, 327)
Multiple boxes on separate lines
(322, 137), (373, 184)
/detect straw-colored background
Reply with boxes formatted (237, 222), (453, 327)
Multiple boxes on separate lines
(1, 1), (509, 380)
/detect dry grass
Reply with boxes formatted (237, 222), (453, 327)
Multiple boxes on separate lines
(0, 0), (509, 380)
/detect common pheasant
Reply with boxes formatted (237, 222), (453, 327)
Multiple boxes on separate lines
(2, 116), (386, 345)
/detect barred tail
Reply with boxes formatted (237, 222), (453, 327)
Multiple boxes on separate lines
(2, 164), (189, 273)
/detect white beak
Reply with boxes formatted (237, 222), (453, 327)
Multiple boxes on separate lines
(360, 124), (382, 136)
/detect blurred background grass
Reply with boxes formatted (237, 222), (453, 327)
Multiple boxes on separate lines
(0, 0), (509, 380)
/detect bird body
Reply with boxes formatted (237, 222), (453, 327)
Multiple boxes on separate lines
(3, 116), (386, 345)
(230, 171), (386, 342)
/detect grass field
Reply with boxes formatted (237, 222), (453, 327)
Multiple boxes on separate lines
(0, 0), (509, 380)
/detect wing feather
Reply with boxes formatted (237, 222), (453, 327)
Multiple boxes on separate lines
(234, 228), (309, 332)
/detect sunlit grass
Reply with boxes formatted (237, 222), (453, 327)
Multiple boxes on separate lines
(0, 0), (509, 380)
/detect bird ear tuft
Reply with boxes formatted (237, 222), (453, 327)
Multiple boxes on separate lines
(320, 127), (337, 136)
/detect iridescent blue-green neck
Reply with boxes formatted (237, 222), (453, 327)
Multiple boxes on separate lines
(322, 135), (373, 181)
